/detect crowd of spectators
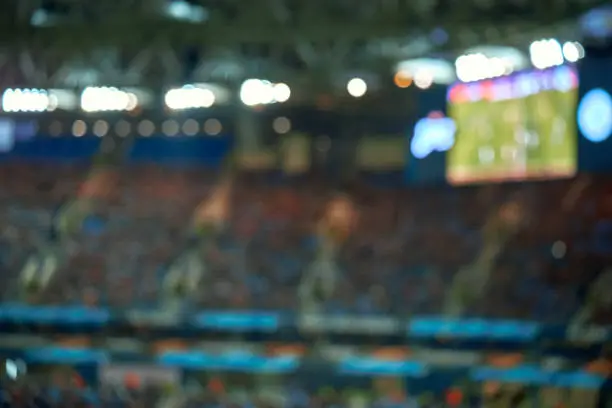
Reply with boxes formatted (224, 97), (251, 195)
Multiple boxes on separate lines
(0, 162), (611, 324)
(2, 371), (582, 408)
(0, 375), (483, 408)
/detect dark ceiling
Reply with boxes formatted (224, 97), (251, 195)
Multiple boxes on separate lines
(0, 0), (605, 92)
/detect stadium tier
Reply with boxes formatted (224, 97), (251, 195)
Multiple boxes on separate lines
(0, 162), (609, 321)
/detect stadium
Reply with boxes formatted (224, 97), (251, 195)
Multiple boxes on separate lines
(0, 0), (612, 407)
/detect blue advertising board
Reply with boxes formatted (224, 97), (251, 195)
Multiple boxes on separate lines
(405, 86), (448, 184)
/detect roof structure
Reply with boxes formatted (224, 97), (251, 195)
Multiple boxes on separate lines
(0, 0), (602, 90)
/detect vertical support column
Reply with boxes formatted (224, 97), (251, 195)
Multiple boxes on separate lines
(327, 121), (359, 184)
(236, 107), (261, 153)
(235, 107), (276, 171)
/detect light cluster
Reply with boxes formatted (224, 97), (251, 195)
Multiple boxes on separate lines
(239, 80), (291, 106)
(164, 86), (216, 110)
(80, 87), (139, 113)
(454, 54), (515, 83)
(1, 89), (56, 113)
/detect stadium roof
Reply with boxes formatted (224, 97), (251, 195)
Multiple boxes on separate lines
(0, 0), (605, 94)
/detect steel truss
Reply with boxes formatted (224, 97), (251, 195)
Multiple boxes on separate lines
(0, 0), (602, 88)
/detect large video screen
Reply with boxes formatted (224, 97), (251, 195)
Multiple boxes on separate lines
(446, 65), (578, 184)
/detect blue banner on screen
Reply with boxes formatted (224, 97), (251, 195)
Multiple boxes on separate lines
(578, 57), (612, 171)
(472, 365), (551, 384)
(554, 371), (607, 388)
(0, 304), (110, 325)
(192, 312), (280, 331)
(446, 65), (578, 184)
(338, 357), (428, 377)
(25, 347), (108, 364)
(408, 317), (540, 340)
(158, 351), (298, 373)
(2, 301), (611, 348)
(472, 365), (606, 388)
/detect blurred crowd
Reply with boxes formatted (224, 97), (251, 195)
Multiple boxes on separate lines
(1, 372), (585, 408)
(0, 163), (611, 324)
(0, 375), (487, 408)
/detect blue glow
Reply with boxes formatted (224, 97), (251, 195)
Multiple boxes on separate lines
(580, 7), (612, 39)
(0, 119), (15, 152)
(578, 88), (612, 143)
(410, 116), (456, 159)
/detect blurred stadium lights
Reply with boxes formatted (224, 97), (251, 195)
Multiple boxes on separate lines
(29, 9), (58, 27)
(562, 41), (586, 62)
(529, 39), (565, 69)
(239, 79), (291, 106)
(347, 78), (367, 97)
(164, 0), (207, 23)
(80, 87), (140, 113)
(1, 89), (53, 113)
(454, 46), (527, 83)
(395, 59), (455, 87)
(455, 53), (514, 83)
(0, 89), (78, 113)
(413, 71), (434, 90)
(164, 85), (216, 110)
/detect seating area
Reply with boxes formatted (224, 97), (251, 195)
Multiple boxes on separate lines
(0, 162), (611, 324)
(0, 382), (165, 408)
(0, 381), (424, 408)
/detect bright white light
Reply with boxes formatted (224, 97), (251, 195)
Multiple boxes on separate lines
(164, 86), (215, 110)
(47, 94), (58, 111)
(240, 79), (267, 106)
(456, 53), (487, 82)
(258, 81), (275, 104)
(126, 93), (139, 111)
(80, 87), (137, 112)
(563, 43), (579, 62)
(347, 78), (367, 97)
(240, 79), (289, 106)
(454, 53), (514, 83)
(1, 89), (51, 112)
(166, 0), (206, 22)
(488, 57), (508, 77)
(562, 41), (584, 63)
(273, 83), (291, 103)
(6, 360), (17, 379)
(414, 71), (433, 89)
(530, 39), (564, 69)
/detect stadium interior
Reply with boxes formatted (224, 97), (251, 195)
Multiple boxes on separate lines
(1, 0), (612, 407)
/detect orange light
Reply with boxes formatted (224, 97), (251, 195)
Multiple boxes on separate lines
(446, 388), (463, 406)
(124, 372), (141, 389)
(394, 71), (412, 88)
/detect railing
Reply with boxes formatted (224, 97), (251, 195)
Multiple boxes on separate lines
(2, 304), (609, 342)
(0, 304), (610, 388)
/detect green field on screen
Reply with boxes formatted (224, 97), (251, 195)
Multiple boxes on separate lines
(447, 89), (577, 184)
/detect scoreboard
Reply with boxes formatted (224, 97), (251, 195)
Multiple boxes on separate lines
(446, 65), (578, 184)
